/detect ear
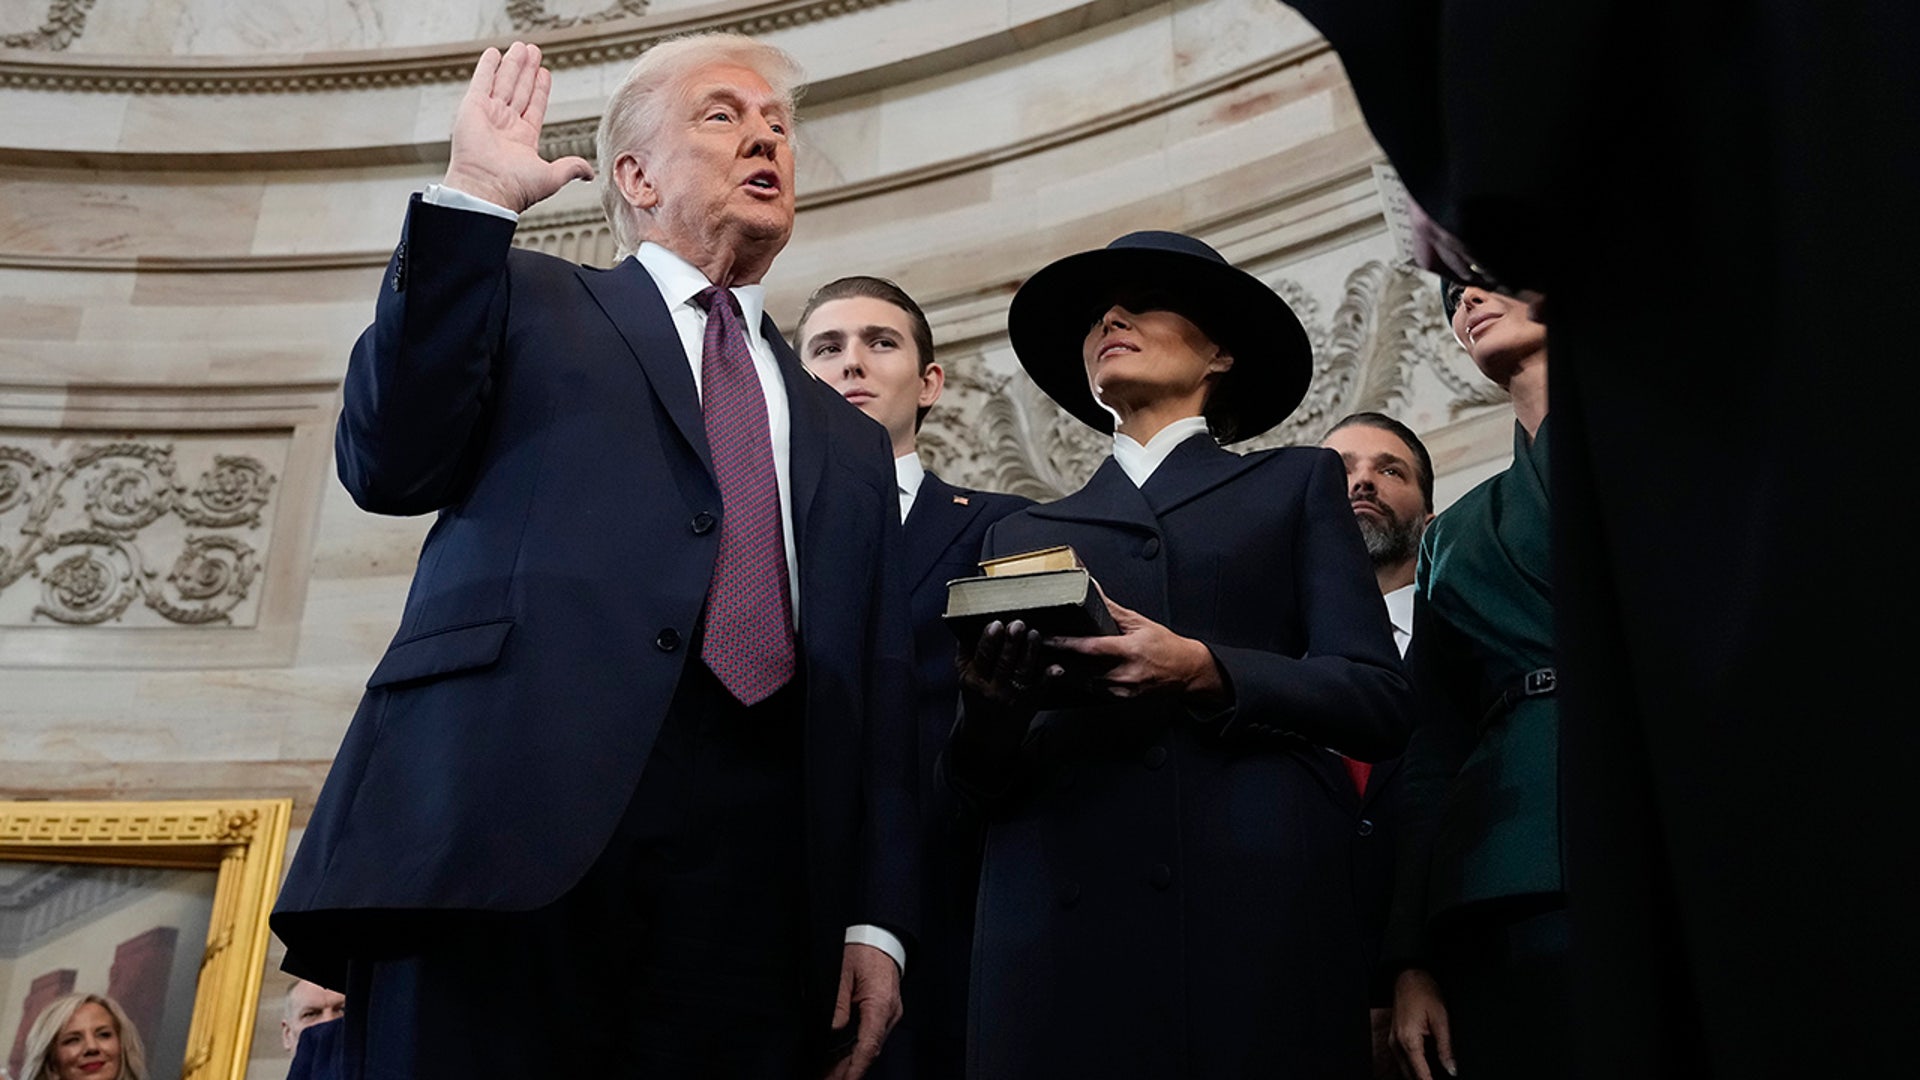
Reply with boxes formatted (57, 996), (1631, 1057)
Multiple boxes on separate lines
(1208, 347), (1235, 376)
(614, 150), (658, 212)
(918, 361), (946, 409)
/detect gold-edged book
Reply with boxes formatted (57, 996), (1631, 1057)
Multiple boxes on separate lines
(978, 544), (1082, 577)
(944, 545), (1119, 649)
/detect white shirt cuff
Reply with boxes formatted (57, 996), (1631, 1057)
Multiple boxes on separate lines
(422, 183), (519, 222)
(844, 924), (906, 976)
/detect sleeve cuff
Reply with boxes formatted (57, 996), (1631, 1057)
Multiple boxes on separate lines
(844, 924), (907, 977)
(422, 183), (520, 222)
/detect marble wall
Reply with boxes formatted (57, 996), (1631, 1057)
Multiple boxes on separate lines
(1, 1), (1512, 1075)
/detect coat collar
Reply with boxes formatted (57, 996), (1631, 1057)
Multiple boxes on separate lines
(1025, 455), (1161, 534)
(1137, 434), (1268, 516)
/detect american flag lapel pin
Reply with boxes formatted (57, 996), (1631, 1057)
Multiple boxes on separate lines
(953, 495), (970, 505)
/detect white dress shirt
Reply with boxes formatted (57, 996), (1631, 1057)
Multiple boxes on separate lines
(420, 185), (903, 975)
(1112, 415), (1212, 487)
(1383, 582), (1415, 658)
(895, 451), (926, 522)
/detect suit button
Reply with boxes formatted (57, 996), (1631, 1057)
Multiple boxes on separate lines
(1142, 744), (1168, 770)
(691, 511), (716, 535)
(1141, 536), (1161, 559)
(1357, 819), (1375, 837)
(1059, 882), (1082, 908)
(655, 628), (681, 652)
(1148, 863), (1173, 890)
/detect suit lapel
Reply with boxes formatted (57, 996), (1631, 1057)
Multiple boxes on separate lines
(904, 471), (986, 592)
(576, 259), (712, 478)
(1138, 435), (1265, 516)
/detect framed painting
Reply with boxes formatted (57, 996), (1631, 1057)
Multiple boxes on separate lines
(0, 800), (290, 1080)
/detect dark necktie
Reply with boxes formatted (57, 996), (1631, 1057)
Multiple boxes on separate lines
(692, 286), (795, 705)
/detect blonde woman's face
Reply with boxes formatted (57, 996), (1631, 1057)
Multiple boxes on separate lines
(52, 1003), (121, 1080)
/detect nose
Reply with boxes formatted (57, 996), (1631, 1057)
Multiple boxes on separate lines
(1099, 306), (1133, 334)
(839, 353), (865, 377)
(744, 114), (781, 160)
(1348, 470), (1375, 497)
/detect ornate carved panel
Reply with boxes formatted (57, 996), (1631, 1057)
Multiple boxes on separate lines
(507, 0), (649, 33)
(0, 0), (96, 53)
(0, 434), (282, 630)
(0, 379), (337, 669)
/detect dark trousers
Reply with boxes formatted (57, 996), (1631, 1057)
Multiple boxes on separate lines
(1430, 905), (1572, 1080)
(341, 663), (812, 1080)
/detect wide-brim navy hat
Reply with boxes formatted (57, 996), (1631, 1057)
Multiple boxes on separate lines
(1007, 231), (1313, 443)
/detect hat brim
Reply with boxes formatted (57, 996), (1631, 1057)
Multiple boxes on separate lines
(1007, 247), (1312, 443)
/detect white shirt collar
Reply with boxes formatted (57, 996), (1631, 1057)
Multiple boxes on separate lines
(894, 451), (925, 522)
(1112, 416), (1212, 488)
(634, 242), (767, 332)
(1383, 582), (1416, 659)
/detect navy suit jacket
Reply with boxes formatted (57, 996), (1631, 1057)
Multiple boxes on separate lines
(272, 198), (919, 1002)
(946, 437), (1412, 1078)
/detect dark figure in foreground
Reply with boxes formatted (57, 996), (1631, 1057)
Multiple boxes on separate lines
(273, 34), (916, 1080)
(797, 276), (1032, 1080)
(1278, 0), (1920, 1073)
(947, 231), (1412, 1078)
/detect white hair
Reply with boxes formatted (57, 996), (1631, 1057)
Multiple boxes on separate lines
(595, 32), (805, 259)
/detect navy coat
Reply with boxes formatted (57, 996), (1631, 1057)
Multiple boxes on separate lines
(945, 436), (1412, 1079)
(884, 469), (1031, 1079)
(271, 198), (919, 1017)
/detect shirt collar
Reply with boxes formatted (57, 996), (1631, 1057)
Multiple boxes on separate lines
(634, 243), (768, 331)
(1382, 581), (1416, 638)
(1111, 416), (1211, 488)
(894, 451), (925, 500)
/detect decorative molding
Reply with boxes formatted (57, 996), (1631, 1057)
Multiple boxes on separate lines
(0, 804), (266, 847)
(0, 440), (276, 628)
(0, 0), (898, 95)
(0, 0), (96, 53)
(509, 0), (650, 33)
(539, 117), (601, 165)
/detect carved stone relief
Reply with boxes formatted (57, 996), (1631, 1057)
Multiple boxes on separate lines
(0, 436), (281, 629)
(920, 261), (1506, 499)
(507, 0), (649, 34)
(0, 0), (96, 52)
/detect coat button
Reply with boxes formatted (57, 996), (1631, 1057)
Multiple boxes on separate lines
(655, 628), (681, 652)
(1059, 882), (1082, 908)
(1142, 744), (1168, 770)
(1149, 863), (1173, 890)
(1357, 819), (1375, 837)
(1141, 536), (1161, 559)
(691, 511), (716, 535)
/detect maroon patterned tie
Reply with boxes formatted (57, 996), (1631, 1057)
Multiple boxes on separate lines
(692, 286), (796, 705)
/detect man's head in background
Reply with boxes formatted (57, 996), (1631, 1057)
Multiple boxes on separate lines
(1321, 412), (1434, 592)
(280, 980), (346, 1053)
(797, 276), (944, 458)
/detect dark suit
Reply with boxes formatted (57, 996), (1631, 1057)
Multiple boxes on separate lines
(883, 468), (1031, 1080)
(945, 436), (1411, 1078)
(1281, 2), (1920, 1073)
(271, 197), (918, 1065)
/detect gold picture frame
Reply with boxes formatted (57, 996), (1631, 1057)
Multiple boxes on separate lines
(0, 799), (291, 1080)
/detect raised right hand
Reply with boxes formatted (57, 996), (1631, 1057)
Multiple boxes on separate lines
(1391, 968), (1457, 1080)
(442, 41), (594, 213)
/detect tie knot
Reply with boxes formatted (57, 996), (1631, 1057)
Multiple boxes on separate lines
(693, 285), (743, 321)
